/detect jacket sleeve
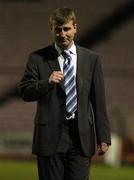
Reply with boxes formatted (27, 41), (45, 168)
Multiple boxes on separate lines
(91, 55), (111, 145)
(20, 53), (53, 101)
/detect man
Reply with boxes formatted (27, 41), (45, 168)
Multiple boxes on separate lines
(20, 7), (111, 180)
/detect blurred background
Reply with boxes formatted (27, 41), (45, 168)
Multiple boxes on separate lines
(0, 0), (134, 179)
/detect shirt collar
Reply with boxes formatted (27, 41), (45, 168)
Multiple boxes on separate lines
(68, 42), (76, 55)
(55, 41), (76, 56)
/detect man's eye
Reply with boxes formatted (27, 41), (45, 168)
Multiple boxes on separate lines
(55, 28), (62, 33)
(55, 27), (71, 33)
(63, 27), (70, 31)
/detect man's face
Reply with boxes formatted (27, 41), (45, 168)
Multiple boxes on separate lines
(51, 20), (77, 50)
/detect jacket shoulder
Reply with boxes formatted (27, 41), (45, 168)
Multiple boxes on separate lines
(28, 45), (58, 63)
(77, 45), (98, 58)
(31, 45), (54, 57)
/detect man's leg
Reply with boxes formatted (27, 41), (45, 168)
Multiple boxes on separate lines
(37, 154), (65, 180)
(64, 148), (91, 180)
(63, 120), (91, 180)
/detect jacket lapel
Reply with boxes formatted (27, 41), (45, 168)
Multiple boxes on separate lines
(76, 46), (84, 97)
(47, 45), (65, 90)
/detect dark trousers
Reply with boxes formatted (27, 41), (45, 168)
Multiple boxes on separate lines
(37, 120), (91, 180)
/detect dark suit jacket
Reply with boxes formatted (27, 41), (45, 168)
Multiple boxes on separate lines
(20, 44), (111, 157)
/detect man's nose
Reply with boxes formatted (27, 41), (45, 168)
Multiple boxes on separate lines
(60, 30), (66, 37)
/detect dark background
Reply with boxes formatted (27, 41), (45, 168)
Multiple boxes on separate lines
(0, 0), (134, 163)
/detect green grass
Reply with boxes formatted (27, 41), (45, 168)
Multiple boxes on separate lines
(0, 161), (133, 180)
(0, 160), (38, 180)
(90, 164), (134, 180)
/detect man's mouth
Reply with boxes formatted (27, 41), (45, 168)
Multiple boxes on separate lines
(59, 38), (68, 42)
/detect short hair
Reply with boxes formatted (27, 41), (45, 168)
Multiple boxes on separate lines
(50, 7), (76, 26)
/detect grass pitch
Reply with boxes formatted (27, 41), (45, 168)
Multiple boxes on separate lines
(0, 160), (133, 180)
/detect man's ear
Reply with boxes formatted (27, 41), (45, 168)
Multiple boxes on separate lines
(74, 23), (77, 32)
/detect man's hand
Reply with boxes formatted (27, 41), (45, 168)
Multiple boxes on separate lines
(49, 71), (64, 84)
(97, 142), (109, 155)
